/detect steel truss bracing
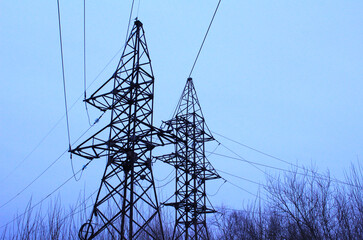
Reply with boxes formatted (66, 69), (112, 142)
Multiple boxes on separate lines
(156, 78), (221, 240)
(71, 20), (176, 240)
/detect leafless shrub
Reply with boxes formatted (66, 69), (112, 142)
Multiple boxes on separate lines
(2, 163), (363, 239)
(210, 163), (363, 240)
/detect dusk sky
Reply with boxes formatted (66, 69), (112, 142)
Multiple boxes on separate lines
(1, 1), (362, 229)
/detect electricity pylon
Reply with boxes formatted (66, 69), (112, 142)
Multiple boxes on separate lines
(71, 19), (176, 240)
(156, 77), (221, 240)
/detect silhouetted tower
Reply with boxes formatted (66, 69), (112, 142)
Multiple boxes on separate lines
(156, 78), (221, 240)
(71, 20), (176, 240)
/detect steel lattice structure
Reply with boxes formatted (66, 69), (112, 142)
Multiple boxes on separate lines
(71, 20), (176, 240)
(156, 78), (221, 240)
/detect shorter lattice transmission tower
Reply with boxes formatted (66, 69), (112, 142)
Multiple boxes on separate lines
(156, 77), (221, 240)
(71, 19), (177, 240)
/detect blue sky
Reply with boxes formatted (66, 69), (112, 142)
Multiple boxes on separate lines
(0, 0), (362, 228)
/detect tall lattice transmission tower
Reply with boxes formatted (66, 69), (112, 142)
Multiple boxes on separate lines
(156, 77), (221, 240)
(71, 19), (176, 240)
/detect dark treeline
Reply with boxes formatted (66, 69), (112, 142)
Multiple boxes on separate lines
(1, 163), (362, 239)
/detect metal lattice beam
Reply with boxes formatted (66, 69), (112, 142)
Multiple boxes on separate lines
(156, 78), (221, 240)
(71, 20), (175, 240)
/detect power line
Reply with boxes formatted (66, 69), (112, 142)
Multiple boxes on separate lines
(215, 132), (341, 185)
(0, 162), (91, 230)
(212, 131), (302, 171)
(69, 112), (105, 182)
(212, 142), (276, 180)
(0, 112), (103, 210)
(83, 0), (92, 126)
(210, 141), (363, 189)
(225, 180), (260, 199)
(70, 154), (84, 182)
(0, 149), (66, 210)
(211, 148), (332, 183)
(211, 167), (266, 200)
(207, 142), (221, 158)
(216, 168), (267, 188)
(156, 176), (175, 189)
(210, 150), (292, 175)
(0, 118), (62, 185)
(56, 0), (72, 151)
(0, 0), (132, 206)
(213, 134), (361, 191)
(58, 189), (98, 223)
(189, 0), (222, 78)
(0, 47), (122, 187)
(154, 169), (174, 182)
(82, 0), (135, 127)
(213, 132), (363, 189)
(61, 203), (94, 224)
(208, 179), (227, 196)
(126, 0), (136, 42)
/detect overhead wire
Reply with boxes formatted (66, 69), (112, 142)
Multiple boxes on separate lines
(225, 180), (260, 200)
(205, 193), (218, 217)
(160, 190), (176, 208)
(189, 0), (222, 78)
(0, 39), (123, 186)
(0, 149), (67, 210)
(1, 0), (171, 231)
(56, 0), (72, 151)
(70, 155), (83, 182)
(0, 119), (62, 185)
(60, 203), (94, 224)
(156, 176), (176, 189)
(58, 188), (98, 223)
(70, 111), (105, 181)
(0, 0), (134, 203)
(114, 0), (136, 73)
(212, 133), (363, 189)
(207, 179), (227, 197)
(6, 5), (130, 212)
(212, 141), (276, 180)
(0, 112), (104, 210)
(158, 193), (178, 225)
(210, 150), (292, 176)
(212, 131), (302, 171)
(206, 142), (221, 158)
(209, 166), (266, 200)
(216, 168), (267, 188)
(211, 147), (345, 188)
(126, 0), (136, 42)
(83, 0), (92, 126)
(83, 0), (135, 127)
(0, 161), (91, 230)
(10, 1), (357, 228)
(70, 111), (103, 180)
(1, 0), (134, 225)
(11, 1), (356, 230)
(154, 169), (174, 182)
(214, 139), (346, 188)
(163, 84), (185, 128)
